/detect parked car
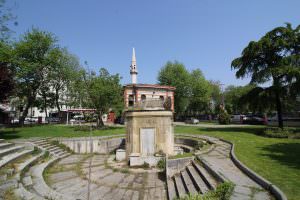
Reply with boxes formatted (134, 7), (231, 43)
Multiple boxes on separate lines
(185, 118), (199, 124)
(231, 114), (246, 123)
(242, 114), (267, 125)
(46, 117), (60, 123)
(11, 118), (19, 124)
(24, 117), (38, 124)
(115, 116), (124, 124)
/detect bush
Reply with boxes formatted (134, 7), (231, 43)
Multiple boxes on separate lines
(157, 159), (166, 170)
(43, 151), (50, 159)
(218, 109), (230, 125)
(31, 146), (41, 155)
(214, 182), (235, 200)
(73, 125), (91, 132)
(178, 182), (235, 200)
(195, 141), (204, 149)
(142, 162), (150, 169)
(264, 128), (289, 138)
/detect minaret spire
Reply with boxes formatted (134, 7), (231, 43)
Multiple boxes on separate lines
(130, 48), (138, 84)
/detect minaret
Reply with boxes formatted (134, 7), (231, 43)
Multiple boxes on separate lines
(130, 48), (138, 84)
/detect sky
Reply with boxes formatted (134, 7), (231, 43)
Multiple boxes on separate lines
(7, 0), (300, 87)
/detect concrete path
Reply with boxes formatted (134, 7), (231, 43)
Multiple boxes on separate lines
(194, 136), (271, 200)
(47, 154), (167, 200)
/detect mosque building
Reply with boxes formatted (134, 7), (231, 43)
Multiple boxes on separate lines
(123, 48), (175, 111)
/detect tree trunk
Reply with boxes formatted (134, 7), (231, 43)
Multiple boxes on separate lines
(43, 94), (48, 117)
(55, 89), (60, 112)
(275, 89), (284, 128)
(19, 98), (33, 125)
(97, 111), (104, 128)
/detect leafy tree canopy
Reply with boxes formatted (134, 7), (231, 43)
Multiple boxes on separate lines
(231, 23), (300, 128)
(85, 68), (123, 127)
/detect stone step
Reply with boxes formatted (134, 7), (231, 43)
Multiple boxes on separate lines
(58, 152), (70, 158)
(23, 176), (33, 187)
(0, 146), (24, 158)
(174, 175), (186, 198)
(15, 152), (45, 181)
(34, 140), (49, 145)
(186, 165), (209, 194)
(0, 179), (18, 192)
(0, 148), (33, 168)
(0, 139), (5, 143)
(0, 142), (14, 150)
(192, 161), (218, 190)
(167, 178), (177, 200)
(181, 170), (198, 195)
(57, 151), (66, 156)
(40, 143), (52, 148)
(14, 182), (44, 200)
(48, 146), (60, 152)
(29, 157), (73, 200)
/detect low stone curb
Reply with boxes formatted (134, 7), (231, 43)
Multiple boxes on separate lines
(27, 154), (72, 200)
(15, 151), (45, 182)
(219, 138), (287, 200)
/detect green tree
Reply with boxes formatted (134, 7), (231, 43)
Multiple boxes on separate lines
(85, 68), (123, 127)
(67, 68), (88, 108)
(48, 48), (81, 112)
(158, 61), (191, 117)
(0, 41), (14, 102)
(187, 69), (212, 115)
(224, 84), (255, 114)
(13, 28), (57, 124)
(208, 80), (222, 114)
(231, 23), (300, 128)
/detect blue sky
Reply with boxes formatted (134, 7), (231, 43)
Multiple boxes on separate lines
(8, 0), (300, 86)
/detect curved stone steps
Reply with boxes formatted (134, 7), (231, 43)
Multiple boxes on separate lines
(14, 183), (44, 200)
(28, 157), (73, 200)
(174, 175), (186, 198)
(31, 138), (72, 158)
(167, 161), (219, 199)
(0, 146), (24, 158)
(0, 148), (33, 168)
(0, 142), (14, 150)
(192, 160), (218, 190)
(181, 170), (197, 195)
(15, 152), (45, 181)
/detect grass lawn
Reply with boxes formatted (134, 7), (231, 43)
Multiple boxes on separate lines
(0, 125), (125, 139)
(1, 124), (299, 199)
(175, 125), (300, 200)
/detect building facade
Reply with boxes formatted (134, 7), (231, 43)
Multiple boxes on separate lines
(123, 48), (175, 111)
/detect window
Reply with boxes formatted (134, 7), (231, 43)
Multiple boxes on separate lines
(141, 94), (146, 101)
(129, 95), (134, 107)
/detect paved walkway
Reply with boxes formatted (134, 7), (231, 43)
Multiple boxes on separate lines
(48, 155), (166, 200)
(195, 136), (271, 200)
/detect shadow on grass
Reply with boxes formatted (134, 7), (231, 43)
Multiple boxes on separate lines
(0, 130), (21, 140)
(260, 142), (300, 169)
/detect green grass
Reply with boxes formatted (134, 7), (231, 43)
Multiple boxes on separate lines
(169, 152), (194, 159)
(175, 125), (300, 200)
(1, 124), (299, 199)
(0, 124), (125, 139)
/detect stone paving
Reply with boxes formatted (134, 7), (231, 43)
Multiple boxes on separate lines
(47, 154), (167, 200)
(197, 137), (272, 200)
